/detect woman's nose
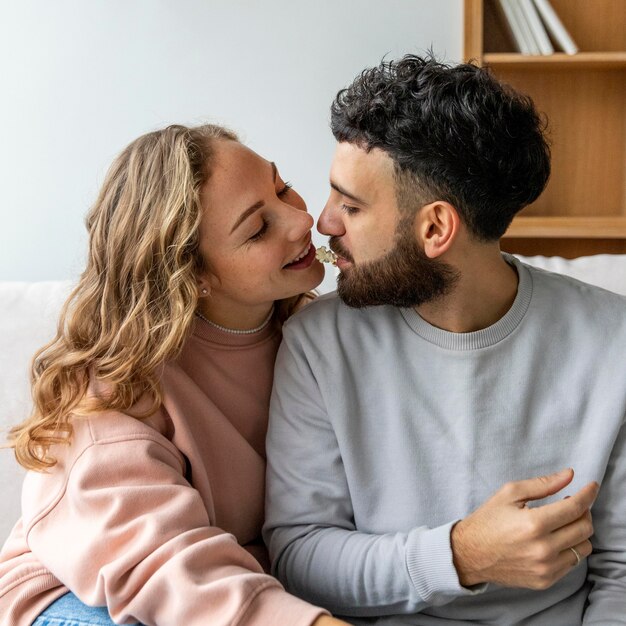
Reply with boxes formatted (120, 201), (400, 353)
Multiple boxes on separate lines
(286, 205), (314, 241)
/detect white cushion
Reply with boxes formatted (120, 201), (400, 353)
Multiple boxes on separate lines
(0, 281), (72, 542)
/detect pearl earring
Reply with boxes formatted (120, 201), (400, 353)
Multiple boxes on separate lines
(201, 289), (208, 295)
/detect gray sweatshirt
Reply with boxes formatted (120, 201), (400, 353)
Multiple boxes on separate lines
(264, 255), (626, 625)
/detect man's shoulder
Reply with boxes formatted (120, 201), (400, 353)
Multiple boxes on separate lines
(523, 260), (626, 307)
(282, 290), (394, 345)
(521, 259), (626, 330)
(286, 290), (392, 325)
(286, 291), (346, 328)
(515, 253), (626, 298)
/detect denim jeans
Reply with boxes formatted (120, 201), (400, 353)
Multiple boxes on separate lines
(32, 592), (143, 626)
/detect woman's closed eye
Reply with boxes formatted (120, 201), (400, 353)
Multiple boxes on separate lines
(248, 218), (269, 242)
(248, 182), (294, 242)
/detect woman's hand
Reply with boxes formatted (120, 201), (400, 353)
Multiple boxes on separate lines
(312, 616), (351, 626)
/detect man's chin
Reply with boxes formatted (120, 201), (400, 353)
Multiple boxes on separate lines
(336, 291), (370, 309)
(336, 274), (378, 308)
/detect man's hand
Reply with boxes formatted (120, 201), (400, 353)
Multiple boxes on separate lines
(451, 468), (598, 589)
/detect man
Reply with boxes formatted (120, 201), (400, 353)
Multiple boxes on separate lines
(263, 55), (626, 625)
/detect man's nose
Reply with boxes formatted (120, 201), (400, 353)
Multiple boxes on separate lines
(317, 203), (344, 236)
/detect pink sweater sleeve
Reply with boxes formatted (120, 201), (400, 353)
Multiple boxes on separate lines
(22, 434), (326, 626)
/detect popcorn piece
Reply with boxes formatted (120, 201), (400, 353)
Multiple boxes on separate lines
(315, 246), (338, 265)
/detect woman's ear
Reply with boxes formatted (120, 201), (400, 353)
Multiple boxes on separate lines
(415, 201), (460, 259)
(196, 273), (216, 297)
(196, 264), (222, 296)
(197, 283), (210, 297)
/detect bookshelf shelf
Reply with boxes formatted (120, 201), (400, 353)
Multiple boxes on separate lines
(483, 51), (626, 69)
(465, 0), (626, 258)
(505, 217), (626, 239)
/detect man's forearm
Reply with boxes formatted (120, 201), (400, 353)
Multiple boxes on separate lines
(268, 522), (482, 617)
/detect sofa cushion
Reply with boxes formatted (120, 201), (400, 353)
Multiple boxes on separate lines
(0, 281), (72, 542)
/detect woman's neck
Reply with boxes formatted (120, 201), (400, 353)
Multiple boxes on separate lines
(196, 298), (274, 332)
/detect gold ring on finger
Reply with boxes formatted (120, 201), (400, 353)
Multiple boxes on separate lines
(569, 546), (582, 567)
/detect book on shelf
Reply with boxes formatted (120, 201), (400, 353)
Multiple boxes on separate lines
(532, 0), (579, 54)
(496, 0), (579, 57)
(520, 0), (554, 55)
(496, 0), (532, 54)
(509, 0), (541, 54)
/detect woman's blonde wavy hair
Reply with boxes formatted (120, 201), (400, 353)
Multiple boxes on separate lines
(8, 123), (308, 471)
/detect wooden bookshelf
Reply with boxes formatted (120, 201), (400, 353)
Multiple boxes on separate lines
(484, 51), (626, 69)
(464, 0), (626, 258)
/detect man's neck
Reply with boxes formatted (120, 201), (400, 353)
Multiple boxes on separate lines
(416, 246), (519, 334)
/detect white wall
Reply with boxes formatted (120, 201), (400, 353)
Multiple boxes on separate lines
(0, 0), (462, 293)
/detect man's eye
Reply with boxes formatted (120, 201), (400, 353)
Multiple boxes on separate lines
(341, 204), (359, 215)
(249, 219), (269, 242)
(278, 181), (293, 197)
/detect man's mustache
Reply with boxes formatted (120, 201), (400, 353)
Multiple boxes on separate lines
(328, 236), (354, 263)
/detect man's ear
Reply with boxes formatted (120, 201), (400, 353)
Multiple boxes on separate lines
(415, 201), (460, 259)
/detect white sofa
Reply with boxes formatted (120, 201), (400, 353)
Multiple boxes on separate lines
(2, 255), (626, 544)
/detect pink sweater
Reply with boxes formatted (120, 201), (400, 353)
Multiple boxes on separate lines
(0, 317), (326, 626)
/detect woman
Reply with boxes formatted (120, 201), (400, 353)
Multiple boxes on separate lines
(0, 124), (347, 626)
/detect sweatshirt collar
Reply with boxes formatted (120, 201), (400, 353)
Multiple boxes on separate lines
(399, 254), (533, 350)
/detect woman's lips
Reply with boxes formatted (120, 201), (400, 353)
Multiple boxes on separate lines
(283, 243), (316, 270)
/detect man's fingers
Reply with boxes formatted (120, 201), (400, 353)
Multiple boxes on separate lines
(500, 468), (574, 504)
(522, 538), (593, 591)
(560, 539), (592, 569)
(534, 482), (599, 531)
(551, 510), (594, 553)
(538, 540), (591, 589)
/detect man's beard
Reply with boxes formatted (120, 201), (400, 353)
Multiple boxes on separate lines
(331, 215), (459, 309)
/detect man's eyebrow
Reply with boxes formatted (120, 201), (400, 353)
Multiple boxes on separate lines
(229, 162), (277, 235)
(330, 181), (368, 206)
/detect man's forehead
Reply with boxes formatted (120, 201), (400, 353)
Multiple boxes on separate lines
(331, 142), (395, 199)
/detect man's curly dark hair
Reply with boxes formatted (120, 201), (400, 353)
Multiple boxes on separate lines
(330, 54), (551, 241)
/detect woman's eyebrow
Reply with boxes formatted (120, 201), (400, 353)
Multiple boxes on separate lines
(230, 200), (264, 234)
(229, 162), (277, 234)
